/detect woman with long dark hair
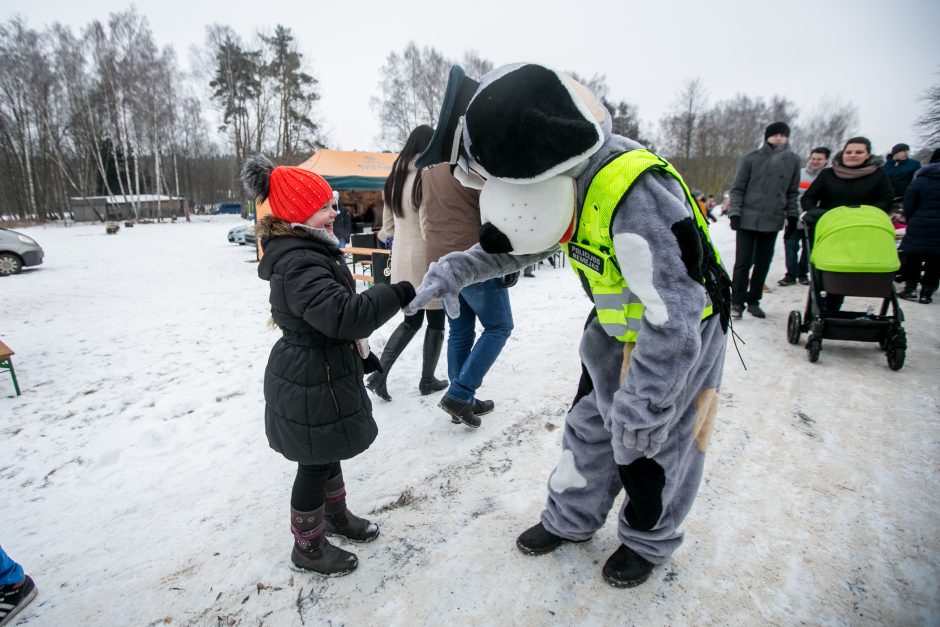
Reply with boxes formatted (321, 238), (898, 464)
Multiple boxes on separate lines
(367, 125), (449, 401)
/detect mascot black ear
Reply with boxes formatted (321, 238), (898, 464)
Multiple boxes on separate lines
(415, 66), (480, 170)
(479, 222), (514, 254)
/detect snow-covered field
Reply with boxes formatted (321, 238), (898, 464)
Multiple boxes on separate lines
(1, 215), (938, 626)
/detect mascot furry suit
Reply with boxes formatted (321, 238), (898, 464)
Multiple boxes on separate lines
(405, 63), (732, 588)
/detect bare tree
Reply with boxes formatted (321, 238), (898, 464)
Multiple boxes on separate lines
(792, 97), (859, 158)
(372, 43), (489, 150)
(659, 78), (709, 162)
(915, 69), (940, 147)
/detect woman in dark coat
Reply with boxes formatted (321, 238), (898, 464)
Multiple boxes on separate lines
(243, 154), (415, 576)
(801, 136), (895, 311)
(898, 149), (940, 303)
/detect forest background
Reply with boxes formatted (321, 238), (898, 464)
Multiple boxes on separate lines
(1, 6), (938, 222)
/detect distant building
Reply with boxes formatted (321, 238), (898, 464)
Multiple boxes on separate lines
(68, 195), (189, 222)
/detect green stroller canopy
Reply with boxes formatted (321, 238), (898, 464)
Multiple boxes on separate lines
(811, 205), (900, 273)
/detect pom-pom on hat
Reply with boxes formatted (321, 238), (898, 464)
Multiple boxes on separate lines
(240, 153), (333, 224)
(764, 121), (790, 140)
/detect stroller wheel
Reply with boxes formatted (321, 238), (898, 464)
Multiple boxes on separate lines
(886, 346), (905, 371)
(787, 311), (802, 345)
(807, 339), (821, 363)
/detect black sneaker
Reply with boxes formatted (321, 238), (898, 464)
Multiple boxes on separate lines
(747, 304), (766, 318)
(798, 277), (810, 286)
(0, 575), (37, 626)
(731, 305), (744, 319)
(602, 545), (655, 588)
(438, 396), (482, 428)
(516, 522), (591, 555)
(777, 276), (796, 286)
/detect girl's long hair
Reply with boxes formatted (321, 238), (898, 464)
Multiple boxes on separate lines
(383, 125), (434, 218)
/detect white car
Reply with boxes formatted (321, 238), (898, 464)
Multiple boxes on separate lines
(227, 224), (251, 245)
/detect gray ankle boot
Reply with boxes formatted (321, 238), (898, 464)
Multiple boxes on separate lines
(324, 473), (379, 543)
(366, 323), (417, 401)
(290, 505), (358, 576)
(418, 327), (448, 395)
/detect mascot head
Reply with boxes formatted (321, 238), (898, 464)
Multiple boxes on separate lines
(416, 63), (611, 255)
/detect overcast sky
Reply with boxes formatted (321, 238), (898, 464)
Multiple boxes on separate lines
(4, 0), (939, 157)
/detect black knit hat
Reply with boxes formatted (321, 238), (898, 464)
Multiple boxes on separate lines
(764, 121), (790, 140)
(890, 143), (910, 156)
(930, 148), (940, 164)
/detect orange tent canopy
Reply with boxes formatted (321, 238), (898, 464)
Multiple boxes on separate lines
(296, 149), (398, 190)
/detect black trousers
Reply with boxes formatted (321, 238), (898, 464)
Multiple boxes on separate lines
(902, 253), (940, 290)
(403, 308), (446, 332)
(732, 229), (778, 306)
(291, 461), (342, 511)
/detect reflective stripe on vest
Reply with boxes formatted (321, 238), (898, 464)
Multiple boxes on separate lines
(561, 149), (722, 342)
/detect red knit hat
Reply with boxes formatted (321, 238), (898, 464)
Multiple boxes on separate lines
(268, 166), (334, 224)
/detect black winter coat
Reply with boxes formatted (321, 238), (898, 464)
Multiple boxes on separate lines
(258, 232), (401, 464)
(729, 143), (801, 231)
(900, 162), (940, 254)
(801, 164), (894, 226)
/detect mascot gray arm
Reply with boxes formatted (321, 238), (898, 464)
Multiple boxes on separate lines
(605, 171), (709, 457)
(403, 244), (556, 317)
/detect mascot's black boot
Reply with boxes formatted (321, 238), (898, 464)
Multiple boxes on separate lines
(601, 544), (655, 588)
(516, 522), (590, 555)
(323, 473), (379, 543)
(366, 323), (417, 401)
(418, 327), (448, 395)
(290, 506), (358, 576)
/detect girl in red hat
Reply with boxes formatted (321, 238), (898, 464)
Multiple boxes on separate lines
(243, 154), (415, 575)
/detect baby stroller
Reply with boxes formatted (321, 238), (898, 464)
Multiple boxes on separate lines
(787, 205), (907, 370)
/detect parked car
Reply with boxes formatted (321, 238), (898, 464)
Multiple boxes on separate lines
(215, 201), (242, 215)
(0, 228), (44, 276)
(227, 222), (256, 246)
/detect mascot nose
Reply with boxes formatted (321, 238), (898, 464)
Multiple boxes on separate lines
(479, 222), (514, 254)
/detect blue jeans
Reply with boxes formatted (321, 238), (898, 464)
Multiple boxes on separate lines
(445, 278), (514, 404)
(784, 228), (808, 280)
(0, 544), (24, 586)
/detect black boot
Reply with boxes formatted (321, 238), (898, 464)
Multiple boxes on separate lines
(366, 323), (417, 401)
(438, 395), (482, 428)
(418, 327), (448, 395)
(899, 282), (919, 300)
(920, 287), (934, 304)
(323, 472), (379, 543)
(516, 522), (591, 555)
(290, 506), (358, 576)
(601, 544), (655, 588)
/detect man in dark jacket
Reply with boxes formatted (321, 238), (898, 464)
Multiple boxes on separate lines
(332, 191), (353, 248)
(882, 143), (921, 202)
(728, 122), (801, 319)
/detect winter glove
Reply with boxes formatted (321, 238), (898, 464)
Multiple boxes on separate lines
(729, 215), (741, 231)
(362, 351), (383, 374)
(607, 397), (678, 459)
(403, 259), (463, 318)
(501, 271), (520, 288)
(390, 281), (416, 308)
(783, 216), (797, 241)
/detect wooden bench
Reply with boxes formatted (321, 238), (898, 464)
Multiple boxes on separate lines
(341, 247), (389, 284)
(0, 339), (20, 396)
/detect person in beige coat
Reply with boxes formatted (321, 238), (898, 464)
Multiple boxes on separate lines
(367, 126), (449, 401)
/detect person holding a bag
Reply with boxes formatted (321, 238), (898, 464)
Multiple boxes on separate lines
(243, 154), (415, 576)
(368, 125), (450, 401)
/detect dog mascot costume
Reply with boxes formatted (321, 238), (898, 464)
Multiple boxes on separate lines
(405, 63), (731, 587)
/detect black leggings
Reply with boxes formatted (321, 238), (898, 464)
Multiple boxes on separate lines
(291, 461), (342, 511)
(403, 308), (445, 332)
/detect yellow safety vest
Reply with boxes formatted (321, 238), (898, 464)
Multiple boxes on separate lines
(560, 149), (724, 342)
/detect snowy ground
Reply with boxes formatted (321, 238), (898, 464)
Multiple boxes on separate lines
(1, 215), (938, 626)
